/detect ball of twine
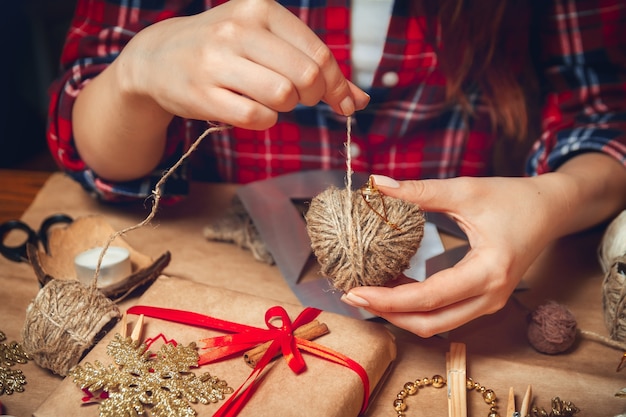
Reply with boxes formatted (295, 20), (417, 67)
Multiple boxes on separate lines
(21, 279), (121, 376)
(527, 301), (577, 354)
(306, 186), (425, 292)
(602, 253), (626, 342)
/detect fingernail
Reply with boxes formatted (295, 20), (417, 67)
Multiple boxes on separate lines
(341, 292), (370, 307)
(355, 92), (370, 110)
(371, 174), (400, 188)
(339, 96), (356, 116)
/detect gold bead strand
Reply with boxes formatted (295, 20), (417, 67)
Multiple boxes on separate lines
(393, 375), (499, 417)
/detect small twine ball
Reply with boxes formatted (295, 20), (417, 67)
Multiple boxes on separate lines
(602, 254), (626, 342)
(22, 279), (121, 376)
(527, 301), (577, 354)
(306, 186), (425, 292)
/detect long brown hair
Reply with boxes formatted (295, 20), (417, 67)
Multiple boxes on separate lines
(420, 0), (536, 142)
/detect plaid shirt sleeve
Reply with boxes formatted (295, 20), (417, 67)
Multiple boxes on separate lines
(526, 0), (626, 176)
(46, 0), (207, 202)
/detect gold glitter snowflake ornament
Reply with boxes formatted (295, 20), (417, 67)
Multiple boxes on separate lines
(0, 330), (31, 395)
(0, 366), (27, 395)
(69, 334), (233, 417)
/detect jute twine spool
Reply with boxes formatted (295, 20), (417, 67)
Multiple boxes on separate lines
(21, 279), (120, 376)
(598, 210), (626, 274)
(306, 186), (425, 292)
(602, 253), (626, 342)
(598, 210), (626, 344)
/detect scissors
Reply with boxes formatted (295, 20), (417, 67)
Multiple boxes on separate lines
(0, 214), (73, 263)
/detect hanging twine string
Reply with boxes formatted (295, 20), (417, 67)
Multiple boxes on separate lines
(342, 117), (357, 289)
(91, 124), (231, 289)
(345, 116), (353, 193)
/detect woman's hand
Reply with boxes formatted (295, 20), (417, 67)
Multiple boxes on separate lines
(118, 0), (368, 129)
(73, 0), (369, 181)
(340, 172), (577, 337)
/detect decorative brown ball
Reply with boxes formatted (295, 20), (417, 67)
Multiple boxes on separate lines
(527, 301), (577, 355)
(305, 186), (425, 292)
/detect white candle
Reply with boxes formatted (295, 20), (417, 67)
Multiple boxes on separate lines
(74, 246), (131, 287)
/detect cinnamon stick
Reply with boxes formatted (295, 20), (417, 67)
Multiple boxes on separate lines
(243, 320), (329, 368)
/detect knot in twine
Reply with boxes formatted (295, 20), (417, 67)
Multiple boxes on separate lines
(21, 279), (120, 376)
(602, 254), (626, 342)
(527, 301), (577, 355)
(306, 185), (425, 292)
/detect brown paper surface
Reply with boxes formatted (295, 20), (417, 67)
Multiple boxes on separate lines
(33, 275), (396, 417)
(1, 173), (625, 417)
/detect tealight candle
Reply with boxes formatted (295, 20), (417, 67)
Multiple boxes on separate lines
(74, 246), (131, 287)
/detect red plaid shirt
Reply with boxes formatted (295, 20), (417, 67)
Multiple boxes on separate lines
(47, 0), (626, 201)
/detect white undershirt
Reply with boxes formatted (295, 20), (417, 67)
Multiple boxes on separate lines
(351, 0), (394, 88)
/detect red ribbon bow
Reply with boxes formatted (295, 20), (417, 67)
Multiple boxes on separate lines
(127, 305), (370, 417)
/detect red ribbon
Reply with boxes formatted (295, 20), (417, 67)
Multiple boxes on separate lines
(127, 305), (370, 416)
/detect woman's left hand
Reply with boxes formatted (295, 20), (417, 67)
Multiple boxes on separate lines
(340, 173), (574, 337)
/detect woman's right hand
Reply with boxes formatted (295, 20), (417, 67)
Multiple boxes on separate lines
(117, 0), (369, 129)
(72, 0), (368, 181)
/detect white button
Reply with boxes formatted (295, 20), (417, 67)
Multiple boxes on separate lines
(348, 142), (361, 158)
(381, 71), (399, 87)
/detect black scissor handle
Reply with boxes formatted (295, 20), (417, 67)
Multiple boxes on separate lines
(0, 220), (38, 263)
(38, 214), (73, 253)
(0, 214), (73, 263)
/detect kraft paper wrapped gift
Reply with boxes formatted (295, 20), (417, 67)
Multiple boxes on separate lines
(34, 275), (396, 417)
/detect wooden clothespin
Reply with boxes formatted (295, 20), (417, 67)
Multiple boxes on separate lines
(446, 342), (467, 417)
(520, 385), (532, 416)
(506, 387), (516, 417)
(120, 311), (144, 342)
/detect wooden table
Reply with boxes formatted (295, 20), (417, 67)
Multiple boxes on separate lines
(0, 169), (53, 223)
(1, 171), (624, 417)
